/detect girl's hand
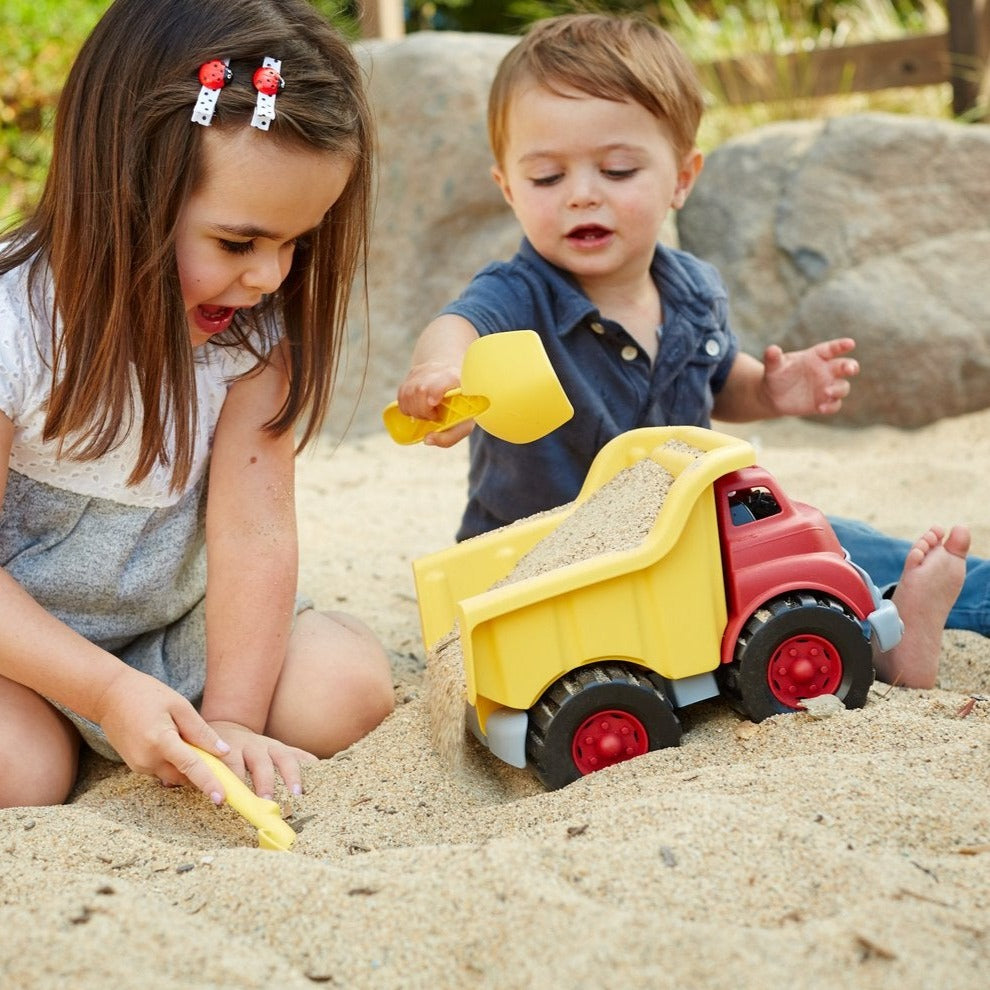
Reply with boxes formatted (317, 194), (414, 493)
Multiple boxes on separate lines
(204, 720), (317, 800)
(94, 668), (233, 804)
(762, 337), (859, 416)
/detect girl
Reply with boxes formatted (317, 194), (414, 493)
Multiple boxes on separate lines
(0, 0), (394, 809)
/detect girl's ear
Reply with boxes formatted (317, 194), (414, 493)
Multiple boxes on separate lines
(671, 148), (704, 210)
(491, 164), (515, 208)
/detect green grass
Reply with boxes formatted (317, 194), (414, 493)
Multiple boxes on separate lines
(0, 0), (956, 220)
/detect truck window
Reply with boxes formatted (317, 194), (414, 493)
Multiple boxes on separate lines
(728, 487), (782, 525)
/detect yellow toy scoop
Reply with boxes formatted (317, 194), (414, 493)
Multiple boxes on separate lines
(188, 745), (296, 852)
(382, 329), (573, 445)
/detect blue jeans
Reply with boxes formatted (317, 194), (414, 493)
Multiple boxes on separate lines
(828, 516), (990, 636)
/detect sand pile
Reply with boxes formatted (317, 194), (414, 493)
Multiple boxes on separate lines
(1, 414), (988, 989)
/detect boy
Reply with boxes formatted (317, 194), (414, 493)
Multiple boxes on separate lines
(395, 13), (973, 688)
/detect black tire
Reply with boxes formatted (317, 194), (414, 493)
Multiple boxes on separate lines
(719, 592), (874, 723)
(526, 662), (682, 790)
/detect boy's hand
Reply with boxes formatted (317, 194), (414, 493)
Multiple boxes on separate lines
(397, 361), (474, 447)
(762, 337), (859, 416)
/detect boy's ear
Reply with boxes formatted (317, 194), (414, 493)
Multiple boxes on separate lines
(491, 164), (515, 207)
(671, 148), (704, 210)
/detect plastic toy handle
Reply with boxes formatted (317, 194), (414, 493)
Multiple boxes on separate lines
(382, 389), (490, 445)
(187, 745), (296, 852)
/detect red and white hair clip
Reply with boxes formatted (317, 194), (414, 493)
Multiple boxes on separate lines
(251, 57), (284, 131)
(191, 58), (232, 127)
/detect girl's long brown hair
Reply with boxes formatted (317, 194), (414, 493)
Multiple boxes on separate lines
(0, 0), (373, 489)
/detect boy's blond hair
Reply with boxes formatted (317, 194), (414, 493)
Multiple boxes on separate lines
(488, 13), (704, 166)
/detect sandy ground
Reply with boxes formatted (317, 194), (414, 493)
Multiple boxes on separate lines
(1, 410), (988, 989)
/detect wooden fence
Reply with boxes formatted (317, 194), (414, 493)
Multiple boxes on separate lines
(359, 0), (989, 121)
(698, 0), (989, 120)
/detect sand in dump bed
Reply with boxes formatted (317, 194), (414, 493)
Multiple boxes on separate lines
(498, 455), (679, 581)
(2, 415), (989, 989)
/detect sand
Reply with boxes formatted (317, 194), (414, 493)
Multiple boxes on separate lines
(2, 411), (989, 989)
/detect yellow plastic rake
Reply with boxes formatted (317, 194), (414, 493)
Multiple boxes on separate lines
(189, 745), (296, 852)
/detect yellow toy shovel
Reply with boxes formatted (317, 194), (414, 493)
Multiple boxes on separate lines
(382, 329), (573, 445)
(188, 745), (296, 852)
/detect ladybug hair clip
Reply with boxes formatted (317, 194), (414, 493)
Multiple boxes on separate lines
(251, 57), (284, 131)
(191, 58), (232, 126)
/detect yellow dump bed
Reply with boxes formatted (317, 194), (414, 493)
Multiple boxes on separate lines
(412, 426), (756, 718)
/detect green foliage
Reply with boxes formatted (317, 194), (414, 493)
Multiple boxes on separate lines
(309, 0), (363, 37)
(656, 0), (940, 59)
(406, 0), (650, 33)
(405, 0), (938, 34)
(1, 0), (112, 220)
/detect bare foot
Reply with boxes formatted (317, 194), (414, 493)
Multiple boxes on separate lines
(875, 525), (971, 689)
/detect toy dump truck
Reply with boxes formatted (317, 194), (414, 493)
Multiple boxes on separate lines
(413, 426), (902, 790)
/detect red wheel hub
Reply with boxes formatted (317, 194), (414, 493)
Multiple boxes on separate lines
(572, 710), (649, 775)
(767, 633), (842, 707)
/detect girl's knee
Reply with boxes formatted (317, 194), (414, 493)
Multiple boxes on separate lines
(0, 681), (80, 808)
(272, 610), (394, 754)
(338, 617), (395, 728)
(316, 620), (395, 745)
(352, 652), (396, 728)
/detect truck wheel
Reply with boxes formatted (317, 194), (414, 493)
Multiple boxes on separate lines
(527, 663), (682, 790)
(721, 593), (874, 723)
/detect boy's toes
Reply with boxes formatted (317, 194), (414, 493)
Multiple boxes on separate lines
(945, 524), (971, 559)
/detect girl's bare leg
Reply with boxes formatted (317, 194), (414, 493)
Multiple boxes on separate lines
(266, 609), (394, 758)
(0, 676), (80, 808)
(876, 525), (971, 689)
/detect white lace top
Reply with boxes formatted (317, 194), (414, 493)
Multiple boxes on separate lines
(0, 260), (263, 507)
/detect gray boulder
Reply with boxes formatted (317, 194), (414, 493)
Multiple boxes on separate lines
(677, 113), (990, 427)
(326, 35), (990, 438)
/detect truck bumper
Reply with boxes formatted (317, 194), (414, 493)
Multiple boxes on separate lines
(867, 598), (904, 654)
(467, 704), (528, 769)
(844, 551), (904, 653)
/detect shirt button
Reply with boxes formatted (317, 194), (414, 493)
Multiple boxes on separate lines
(620, 345), (638, 362)
(590, 321), (605, 335)
(705, 338), (721, 357)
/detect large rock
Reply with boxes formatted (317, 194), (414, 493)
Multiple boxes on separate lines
(326, 35), (990, 439)
(677, 113), (990, 427)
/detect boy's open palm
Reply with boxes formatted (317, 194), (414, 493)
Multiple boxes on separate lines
(763, 337), (859, 417)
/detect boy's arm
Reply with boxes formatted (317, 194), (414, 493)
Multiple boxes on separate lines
(713, 338), (858, 423)
(397, 313), (480, 447)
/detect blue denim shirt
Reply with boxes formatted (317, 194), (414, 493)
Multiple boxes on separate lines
(440, 239), (739, 540)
